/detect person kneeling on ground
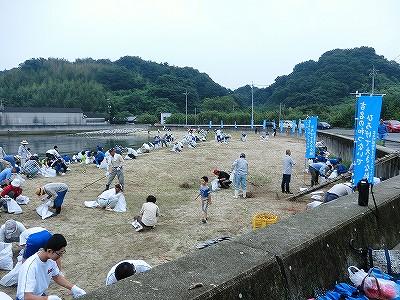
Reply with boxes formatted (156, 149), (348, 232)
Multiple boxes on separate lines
(16, 234), (86, 300)
(133, 195), (159, 232)
(35, 183), (69, 215)
(105, 260), (151, 285)
(323, 182), (353, 203)
(212, 169), (232, 189)
(96, 184), (124, 210)
(0, 219), (26, 243)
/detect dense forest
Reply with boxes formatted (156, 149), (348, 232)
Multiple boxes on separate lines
(1, 47), (399, 127)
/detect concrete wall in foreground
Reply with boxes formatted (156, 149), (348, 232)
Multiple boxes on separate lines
(83, 175), (400, 300)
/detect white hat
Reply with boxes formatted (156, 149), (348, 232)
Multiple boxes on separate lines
(5, 220), (17, 239)
(20, 140), (29, 145)
(11, 178), (21, 187)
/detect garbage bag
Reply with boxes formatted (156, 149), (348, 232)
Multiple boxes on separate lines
(0, 243), (13, 271)
(348, 266), (400, 299)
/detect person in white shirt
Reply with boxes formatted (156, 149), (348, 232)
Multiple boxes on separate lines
(133, 195), (160, 231)
(18, 141), (31, 166)
(105, 260), (151, 285)
(0, 219), (26, 243)
(105, 148), (124, 191)
(281, 149), (296, 194)
(16, 234), (86, 300)
(323, 182), (354, 203)
(96, 184), (125, 211)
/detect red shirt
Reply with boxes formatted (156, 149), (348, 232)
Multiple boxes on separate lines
(1, 185), (22, 199)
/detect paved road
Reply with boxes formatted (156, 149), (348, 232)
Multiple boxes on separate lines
(323, 129), (400, 150)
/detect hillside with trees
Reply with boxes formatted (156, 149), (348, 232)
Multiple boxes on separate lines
(0, 56), (228, 123)
(1, 47), (399, 126)
(231, 47), (400, 127)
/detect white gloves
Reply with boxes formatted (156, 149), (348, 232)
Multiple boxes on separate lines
(48, 295), (62, 300)
(71, 285), (87, 298)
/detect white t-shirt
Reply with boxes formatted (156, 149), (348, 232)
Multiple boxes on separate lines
(105, 260), (151, 286)
(16, 253), (60, 299)
(140, 202), (159, 227)
(19, 227), (47, 246)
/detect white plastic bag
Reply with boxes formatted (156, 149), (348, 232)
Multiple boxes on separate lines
(0, 260), (22, 286)
(112, 194), (127, 213)
(0, 243), (13, 271)
(348, 266), (399, 299)
(0, 292), (13, 300)
(328, 170), (338, 179)
(306, 201), (323, 210)
(6, 198), (22, 214)
(229, 171), (235, 182)
(211, 179), (219, 191)
(39, 167), (57, 177)
(16, 195), (30, 205)
(36, 200), (54, 219)
(84, 200), (99, 208)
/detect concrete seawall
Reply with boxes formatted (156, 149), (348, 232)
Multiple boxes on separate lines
(83, 175), (400, 300)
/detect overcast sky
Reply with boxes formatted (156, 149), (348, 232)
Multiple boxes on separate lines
(0, 0), (399, 90)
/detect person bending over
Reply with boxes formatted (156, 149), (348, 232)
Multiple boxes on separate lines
(105, 260), (151, 285)
(16, 234), (86, 300)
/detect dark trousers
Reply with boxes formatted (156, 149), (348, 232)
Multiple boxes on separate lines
(309, 166), (319, 187)
(281, 174), (291, 193)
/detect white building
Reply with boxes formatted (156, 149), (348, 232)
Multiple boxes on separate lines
(160, 112), (172, 125)
(0, 107), (86, 126)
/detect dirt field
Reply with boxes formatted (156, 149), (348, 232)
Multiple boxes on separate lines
(1, 130), (309, 298)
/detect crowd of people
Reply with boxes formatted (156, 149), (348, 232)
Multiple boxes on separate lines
(0, 125), (382, 299)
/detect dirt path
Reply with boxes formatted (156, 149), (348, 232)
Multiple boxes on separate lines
(1, 130), (308, 298)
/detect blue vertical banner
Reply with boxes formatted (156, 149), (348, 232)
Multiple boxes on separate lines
(352, 95), (383, 185)
(291, 120), (296, 135)
(234, 121), (237, 129)
(304, 116), (318, 159)
(273, 120), (276, 129)
(220, 120), (224, 128)
(298, 119), (302, 136)
(279, 120), (283, 133)
(263, 120), (266, 130)
(209, 121), (212, 129)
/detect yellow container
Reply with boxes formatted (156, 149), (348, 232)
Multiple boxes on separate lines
(252, 212), (278, 230)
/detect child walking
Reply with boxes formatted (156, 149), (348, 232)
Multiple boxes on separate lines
(198, 176), (212, 223)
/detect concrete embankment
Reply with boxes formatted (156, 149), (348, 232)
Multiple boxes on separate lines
(83, 175), (400, 300)
(0, 124), (150, 135)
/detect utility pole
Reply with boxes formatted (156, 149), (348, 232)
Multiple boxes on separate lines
(279, 103), (282, 121)
(183, 89), (189, 126)
(194, 107), (197, 125)
(251, 82), (254, 128)
(370, 65), (378, 94)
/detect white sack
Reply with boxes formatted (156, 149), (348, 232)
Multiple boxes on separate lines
(6, 198), (22, 214)
(0, 292), (13, 300)
(39, 167), (56, 177)
(84, 200), (99, 208)
(16, 195), (30, 205)
(306, 201), (323, 210)
(211, 179), (219, 192)
(0, 260), (22, 287)
(36, 200), (54, 219)
(0, 243), (13, 271)
(112, 194), (127, 213)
